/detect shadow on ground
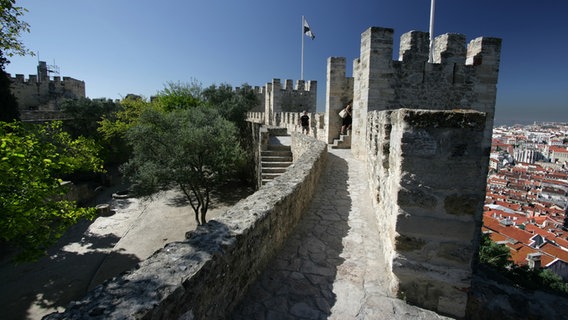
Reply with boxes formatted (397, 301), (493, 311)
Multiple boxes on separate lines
(0, 230), (140, 320)
(1, 179), (255, 320)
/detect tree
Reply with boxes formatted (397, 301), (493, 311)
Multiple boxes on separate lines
(121, 106), (245, 225)
(0, 0), (32, 57)
(202, 83), (258, 134)
(152, 80), (204, 112)
(0, 50), (19, 122)
(60, 97), (119, 139)
(98, 95), (151, 141)
(478, 232), (512, 269)
(0, 121), (104, 260)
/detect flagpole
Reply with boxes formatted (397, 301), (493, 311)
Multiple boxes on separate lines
(301, 15), (305, 80)
(428, 0), (436, 63)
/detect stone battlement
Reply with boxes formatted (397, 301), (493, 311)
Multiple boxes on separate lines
(8, 61), (86, 117)
(10, 73), (84, 86)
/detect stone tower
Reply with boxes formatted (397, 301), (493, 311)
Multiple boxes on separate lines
(326, 27), (502, 318)
(350, 27), (501, 158)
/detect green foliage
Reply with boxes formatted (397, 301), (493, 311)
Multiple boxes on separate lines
(0, 50), (19, 122)
(121, 106), (245, 225)
(152, 80), (204, 112)
(0, 0), (32, 57)
(479, 232), (512, 269)
(61, 97), (123, 164)
(202, 83), (258, 134)
(0, 121), (103, 260)
(479, 233), (568, 296)
(60, 97), (119, 139)
(98, 95), (151, 141)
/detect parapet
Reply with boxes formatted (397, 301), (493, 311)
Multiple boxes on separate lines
(353, 26), (502, 115)
(270, 78), (316, 93)
(364, 27), (501, 69)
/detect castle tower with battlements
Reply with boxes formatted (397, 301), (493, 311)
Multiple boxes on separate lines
(9, 61), (86, 121)
(261, 78), (317, 126)
(326, 27), (502, 317)
(350, 27), (501, 157)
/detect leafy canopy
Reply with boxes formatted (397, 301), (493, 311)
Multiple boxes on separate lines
(153, 80), (204, 112)
(0, 0), (32, 57)
(479, 232), (512, 269)
(0, 121), (104, 260)
(121, 106), (245, 225)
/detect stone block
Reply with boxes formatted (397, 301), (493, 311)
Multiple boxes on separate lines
(395, 214), (477, 242)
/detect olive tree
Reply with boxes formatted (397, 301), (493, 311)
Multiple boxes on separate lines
(121, 106), (245, 225)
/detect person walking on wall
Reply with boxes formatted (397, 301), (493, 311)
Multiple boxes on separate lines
(340, 101), (352, 135)
(300, 111), (310, 134)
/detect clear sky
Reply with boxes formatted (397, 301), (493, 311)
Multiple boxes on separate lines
(5, 0), (567, 125)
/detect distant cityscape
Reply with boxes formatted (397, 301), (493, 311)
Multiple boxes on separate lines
(484, 122), (568, 279)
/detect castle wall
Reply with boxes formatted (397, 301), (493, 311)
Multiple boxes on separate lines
(252, 111), (326, 142)
(9, 61), (86, 120)
(350, 28), (501, 159)
(325, 57), (354, 143)
(262, 78), (317, 126)
(369, 109), (488, 317)
(340, 27), (501, 318)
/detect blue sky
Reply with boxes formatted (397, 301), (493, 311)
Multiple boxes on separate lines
(5, 0), (567, 125)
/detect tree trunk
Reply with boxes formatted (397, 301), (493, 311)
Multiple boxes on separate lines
(199, 207), (207, 225)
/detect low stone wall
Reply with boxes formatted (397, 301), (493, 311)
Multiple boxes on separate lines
(45, 134), (328, 320)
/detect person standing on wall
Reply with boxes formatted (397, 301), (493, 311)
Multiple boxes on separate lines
(300, 111), (310, 134)
(340, 101), (352, 135)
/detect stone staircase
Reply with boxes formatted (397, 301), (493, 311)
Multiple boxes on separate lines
(331, 131), (351, 149)
(261, 142), (293, 185)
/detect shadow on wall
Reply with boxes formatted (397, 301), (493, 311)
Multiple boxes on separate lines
(231, 153), (351, 318)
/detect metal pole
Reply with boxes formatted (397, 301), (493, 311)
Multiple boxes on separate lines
(301, 16), (305, 80)
(428, 0), (436, 63)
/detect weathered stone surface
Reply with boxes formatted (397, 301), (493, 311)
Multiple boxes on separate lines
(444, 193), (480, 216)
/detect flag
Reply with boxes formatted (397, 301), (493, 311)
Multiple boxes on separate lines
(303, 17), (315, 40)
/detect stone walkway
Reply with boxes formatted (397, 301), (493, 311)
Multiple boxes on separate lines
(231, 148), (450, 319)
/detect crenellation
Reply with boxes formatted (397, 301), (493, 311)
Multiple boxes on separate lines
(261, 78), (317, 125)
(466, 36), (502, 67)
(432, 33), (466, 65)
(9, 62), (86, 119)
(13, 74), (25, 82)
(398, 30), (429, 64)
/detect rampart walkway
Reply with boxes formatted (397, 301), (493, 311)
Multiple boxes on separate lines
(232, 147), (449, 319)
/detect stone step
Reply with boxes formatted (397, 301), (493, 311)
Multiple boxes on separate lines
(267, 144), (291, 152)
(261, 167), (289, 174)
(261, 150), (292, 157)
(331, 133), (351, 149)
(261, 173), (283, 180)
(261, 161), (292, 168)
(261, 156), (293, 162)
